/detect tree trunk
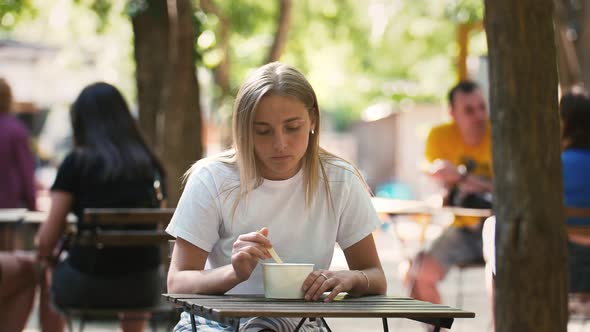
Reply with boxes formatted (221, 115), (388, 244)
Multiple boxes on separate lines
(266, 0), (292, 63)
(485, 1), (568, 332)
(162, 0), (203, 206)
(132, 0), (169, 151)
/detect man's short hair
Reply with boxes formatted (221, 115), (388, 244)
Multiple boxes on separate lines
(448, 80), (480, 106)
(560, 85), (590, 149)
(0, 78), (12, 113)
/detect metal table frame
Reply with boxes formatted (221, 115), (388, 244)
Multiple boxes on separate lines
(164, 294), (475, 332)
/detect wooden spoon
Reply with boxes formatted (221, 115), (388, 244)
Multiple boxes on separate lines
(258, 228), (284, 264)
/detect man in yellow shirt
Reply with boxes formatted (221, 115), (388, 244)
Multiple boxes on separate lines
(406, 80), (493, 304)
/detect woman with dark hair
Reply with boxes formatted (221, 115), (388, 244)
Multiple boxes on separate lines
(560, 87), (590, 150)
(36, 82), (167, 332)
(559, 87), (590, 295)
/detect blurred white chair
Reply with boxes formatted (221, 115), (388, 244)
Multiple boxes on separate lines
(483, 214), (590, 329)
(481, 216), (495, 297)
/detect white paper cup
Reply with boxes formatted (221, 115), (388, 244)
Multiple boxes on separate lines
(262, 263), (314, 299)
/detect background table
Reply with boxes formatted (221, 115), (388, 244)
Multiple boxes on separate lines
(371, 197), (492, 250)
(371, 197), (492, 218)
(164, 294), (475, 332)
(0, 209), (76, 250)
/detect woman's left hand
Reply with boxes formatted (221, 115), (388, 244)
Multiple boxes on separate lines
(301, 270), (358, 302)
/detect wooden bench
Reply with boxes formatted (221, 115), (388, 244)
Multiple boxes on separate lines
(60, 208), (179, 332)
(76, 208), (175, 247)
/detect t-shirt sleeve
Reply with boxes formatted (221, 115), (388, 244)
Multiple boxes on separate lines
(51, 152), (78, 194)
(336, 172), (382, 250)
(166, 166), (221, 252)
(424, 127), (443, 163)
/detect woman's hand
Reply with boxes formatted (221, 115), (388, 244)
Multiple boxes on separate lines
(302, 270), (362, 302)
(231, 227), (272, 282)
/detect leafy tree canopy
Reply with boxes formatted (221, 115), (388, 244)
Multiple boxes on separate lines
(1, 0), (486, 129)
(1, 0), (135, 105)
(0, 0), (36, 29)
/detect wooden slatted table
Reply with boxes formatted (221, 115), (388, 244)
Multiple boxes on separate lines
(164, 294), (475, 332)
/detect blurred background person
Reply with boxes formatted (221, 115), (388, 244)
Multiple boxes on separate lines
(0, 77), (43, 331)
(0, 78), (36, 211)
(481, 86), (590, 327)
(558, 87), (590, 295)
(405, 80), (493, 305)
(36, 82), (167, 332)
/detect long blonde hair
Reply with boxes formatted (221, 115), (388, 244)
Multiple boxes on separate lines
(232, 62), (330, 207)
(186, 62), (366, 214)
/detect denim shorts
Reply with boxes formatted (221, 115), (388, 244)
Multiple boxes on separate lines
(426, 224), (484, 272)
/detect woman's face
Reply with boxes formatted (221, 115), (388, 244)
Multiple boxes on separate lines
(253, 94), (315, 180)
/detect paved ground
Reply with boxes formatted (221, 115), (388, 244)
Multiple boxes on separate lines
(24, 217), (586, 331)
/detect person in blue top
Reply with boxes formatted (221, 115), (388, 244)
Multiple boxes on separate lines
(481, 87), (590, 330)
(559, 86), (590, 293)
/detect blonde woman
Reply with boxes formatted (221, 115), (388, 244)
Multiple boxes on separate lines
(166, 62), (387, 332)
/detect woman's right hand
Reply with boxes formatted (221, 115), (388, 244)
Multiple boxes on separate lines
(231, 227), (272, 281)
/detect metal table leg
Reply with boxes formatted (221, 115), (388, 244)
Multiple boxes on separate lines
(294, 318), (307, 332)
(190, 313), (196, 332)
(295, 318), (333, 332)
(382, 317), (389, 332)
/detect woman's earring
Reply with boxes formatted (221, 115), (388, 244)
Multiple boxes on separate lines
(311, 129), (315, 135)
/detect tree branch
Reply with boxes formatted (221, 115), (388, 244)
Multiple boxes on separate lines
(266, 0), (292, 63)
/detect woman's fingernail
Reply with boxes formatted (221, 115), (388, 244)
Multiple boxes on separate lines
(302, 285), (308, 291)
(305, 295), (310, 300)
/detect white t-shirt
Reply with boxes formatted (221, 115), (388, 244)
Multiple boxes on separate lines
(166, 156), (381, 294)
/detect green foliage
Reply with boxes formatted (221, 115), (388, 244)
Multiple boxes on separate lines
(0, 0), (36, 30)
(223, 0), (275, 36)
(90, 0), (113, 33)
(126, 0), (149, 18)
(3, 0), (486, 130)
(2, 0), (136, 103)
(189, 0), (485, 129)
(443, 0), (484, 23)
(192, 9), (206, 65)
